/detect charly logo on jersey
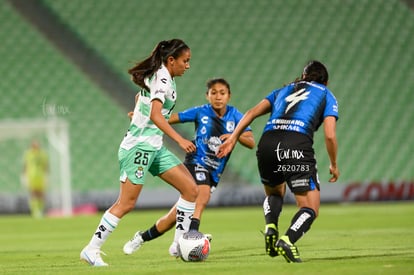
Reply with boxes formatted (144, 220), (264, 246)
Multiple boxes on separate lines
(135, 166), (144, 179)
(226, 121), (235, 132)
(285, 88), (310, 113)
(201, 116), (209, 124)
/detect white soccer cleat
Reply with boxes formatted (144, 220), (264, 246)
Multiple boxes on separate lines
(80, 245), (108, 267)
(123, 231), (144, 255)
(169, 241), (179, 257)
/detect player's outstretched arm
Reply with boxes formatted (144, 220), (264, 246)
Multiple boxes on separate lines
(238, 131), (255, 149)
(323, 116), (339, 182)
(217, 99), (270, 158)
(168, 113), (180, 124)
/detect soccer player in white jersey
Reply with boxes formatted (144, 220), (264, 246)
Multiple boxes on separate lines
(80, 39), (199, 266)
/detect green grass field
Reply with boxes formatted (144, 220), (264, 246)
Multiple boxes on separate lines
(1, 202), (413, 275)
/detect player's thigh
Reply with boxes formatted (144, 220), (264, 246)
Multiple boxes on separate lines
(149, 146), (182, 176)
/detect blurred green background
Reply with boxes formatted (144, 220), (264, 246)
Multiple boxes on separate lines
(1, 0), (413, 197)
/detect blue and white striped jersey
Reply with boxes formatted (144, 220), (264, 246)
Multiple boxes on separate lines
(178, 104), (251, 183)
(263, 81), (338, 139)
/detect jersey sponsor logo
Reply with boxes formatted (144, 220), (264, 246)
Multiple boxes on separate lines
(271, 119), (304, 127)
(290, 179), (310, 188)
(201, 156), (220, 169)
(274, 124), (300, 131)
(285, 88), (310, 113)
(226, 121), (235, 132)
(207, 136), (222, 154)
(195, 164), (208, 172)
(269, 119), (305, 132)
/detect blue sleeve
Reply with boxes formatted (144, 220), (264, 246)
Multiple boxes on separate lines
(177, 106), (201, 122)
(265, 87), (285, 110)
(265, 89), (277, 104)
(230, 106), (252, 132)
(324, 90), (339, 120)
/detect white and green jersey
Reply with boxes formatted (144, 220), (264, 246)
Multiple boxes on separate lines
(120, 65), (177, 151)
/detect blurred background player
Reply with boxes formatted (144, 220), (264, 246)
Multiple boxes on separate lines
(217, 60), (339, 263)
(22, 139), (49, 218)
(80, 39), (199, 266)
(123, 78), (255, 256)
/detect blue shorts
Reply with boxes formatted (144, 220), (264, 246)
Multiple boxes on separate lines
(184, 163), (218, 188)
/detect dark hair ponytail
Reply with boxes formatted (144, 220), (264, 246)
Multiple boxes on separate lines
(128, 39), (189, 90)
(302, 60), (329, 84)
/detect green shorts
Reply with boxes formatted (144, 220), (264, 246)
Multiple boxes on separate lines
(118, 145), (181, 184)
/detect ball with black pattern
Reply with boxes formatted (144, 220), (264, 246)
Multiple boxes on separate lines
(177, 231), (210, 262)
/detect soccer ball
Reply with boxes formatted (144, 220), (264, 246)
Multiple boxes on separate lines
(177, 231), (210, 262)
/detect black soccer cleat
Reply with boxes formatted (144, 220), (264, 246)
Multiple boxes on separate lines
(264, 224), (279, 257)
(276, 236), (302, 263)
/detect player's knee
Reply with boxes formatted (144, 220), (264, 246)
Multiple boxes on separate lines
(190, 184), (199, 200)
(119, 200), (137, 214)
(182, 184), (199, 201)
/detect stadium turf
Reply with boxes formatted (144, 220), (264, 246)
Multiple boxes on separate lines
(1, 202), (413, 274)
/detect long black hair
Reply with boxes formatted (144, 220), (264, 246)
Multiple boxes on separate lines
(301, 60), (329, 85)
(128, 39), (190, 90)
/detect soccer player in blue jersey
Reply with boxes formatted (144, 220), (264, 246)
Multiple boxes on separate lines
(123, 78), (255, 256)
(80, 39), (199, 266)
(217, 60), (339, 263)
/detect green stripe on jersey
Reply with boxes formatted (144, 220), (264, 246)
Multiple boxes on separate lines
(120, 67), (177, 151)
